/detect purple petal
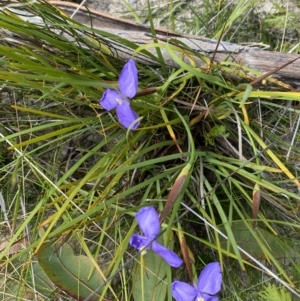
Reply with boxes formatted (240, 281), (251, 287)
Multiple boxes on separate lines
(129, 234), (152, 250)
(135, 207), (160, 238)
(199, 294), (219, 301)
(197, 262), (222, 295)
(99, 89), (121, 111)
(118, 58), (138, 98)
(152, 241), (183, 268)
(116, 100), (140, 129)
(172, 281), (197, 301)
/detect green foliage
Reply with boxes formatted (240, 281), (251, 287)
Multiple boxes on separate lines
(218, 221), (286, 260)
(132, 248), (168, 301)
(30, 262), (55, 297)
(204, 124), (229, 146)
(259, 284), (292, 301)
(0, 0), (300, 300)
(38, 242), (105, 300)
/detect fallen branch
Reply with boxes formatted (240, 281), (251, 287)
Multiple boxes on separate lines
(49, 1), (300, 86)
(1, 1), (300, 86)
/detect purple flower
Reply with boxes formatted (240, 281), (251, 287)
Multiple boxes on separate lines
(99, 59), (140, 129)
(129, 206), (183, 268)
(172, 262), (222, 301)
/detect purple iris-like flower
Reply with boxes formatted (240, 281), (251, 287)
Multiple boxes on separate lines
(172, 262), (222, 301)
(129, 206), (183, 268)
(99, 58), (140, 129)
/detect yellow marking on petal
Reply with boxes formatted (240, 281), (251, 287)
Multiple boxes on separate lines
(116, 98), (122, 104)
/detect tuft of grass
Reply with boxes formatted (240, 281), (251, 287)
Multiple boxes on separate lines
(0, 0), (300, 300)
